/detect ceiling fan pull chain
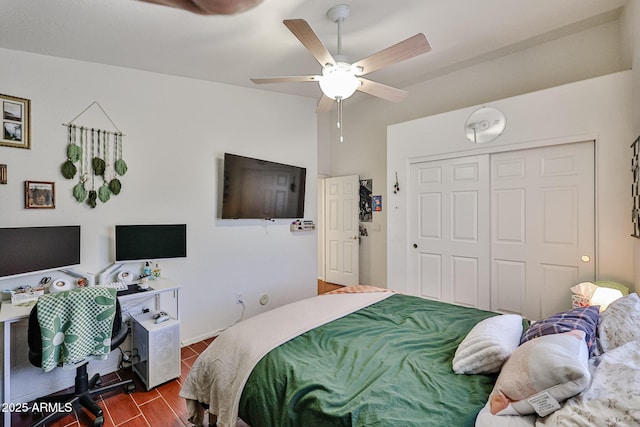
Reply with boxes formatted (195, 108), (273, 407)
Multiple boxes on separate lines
(337, 97), (344, 143)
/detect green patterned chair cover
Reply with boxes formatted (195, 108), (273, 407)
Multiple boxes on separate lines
(36, 287), (117, 372)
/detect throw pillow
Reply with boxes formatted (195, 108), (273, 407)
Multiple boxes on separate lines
(520, 305), (599, 356)
(489, 330), (590, 417)
(453, 314), (523, 374)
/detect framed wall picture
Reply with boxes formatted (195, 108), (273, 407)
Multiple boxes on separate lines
(1, 94), (31, 149)
(25, 181), (55, 209)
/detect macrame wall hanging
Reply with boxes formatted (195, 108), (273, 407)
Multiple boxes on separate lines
(61, 102), (128, 208)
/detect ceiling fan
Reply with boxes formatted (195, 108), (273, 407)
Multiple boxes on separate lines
(251, 4), (431, 140)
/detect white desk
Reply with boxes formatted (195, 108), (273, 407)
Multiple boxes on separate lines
(0, 280), (180, 427)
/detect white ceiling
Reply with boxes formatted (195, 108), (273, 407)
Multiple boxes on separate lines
(0, 0), (628, 103)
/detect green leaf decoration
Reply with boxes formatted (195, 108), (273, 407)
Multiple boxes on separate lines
(67, 144), (82, 163)
(92, 157), (106, 176)
(72, 182), (88, 202)
(98, 184), (111, 203)
(114, 159), (128, 176)
(87, 190), (97, 208)
(109, 178), (122, 195)
(61, 160), (77, 179)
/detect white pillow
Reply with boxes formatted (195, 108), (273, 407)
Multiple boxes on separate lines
(488, 331), (590, 417)
(597, 292), (640, 353)
(453, 314), (523, 374)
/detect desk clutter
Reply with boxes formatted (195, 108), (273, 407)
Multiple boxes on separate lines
(2, 261), (164, 306)
(7, 285), (46, 306)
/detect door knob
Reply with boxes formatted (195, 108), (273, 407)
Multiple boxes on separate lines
(413, 243), (418, 248)
(352, 235), (358, 240)
(581, 255), (590, 262)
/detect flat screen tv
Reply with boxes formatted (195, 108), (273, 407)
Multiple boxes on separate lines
(0, 225), (81, 278)
(115, 224), (187, 262)
(221, 153), (306, 219)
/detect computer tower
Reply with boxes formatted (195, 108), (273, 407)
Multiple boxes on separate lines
(131, 313), (181, 390)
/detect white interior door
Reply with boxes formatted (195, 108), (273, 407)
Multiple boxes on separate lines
(408, 156), (491, 309)
(491, 141), (595, 320)
(325, 175), (360, 285)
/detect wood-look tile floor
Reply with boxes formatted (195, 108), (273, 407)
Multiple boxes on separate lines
(317, 279), (343, 295)
(13, 282), (340, 427)
(11, 338), (214, 427)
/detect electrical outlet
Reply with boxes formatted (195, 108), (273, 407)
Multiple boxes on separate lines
(259, 294), (269, 305)
(236, 293), (244, 304)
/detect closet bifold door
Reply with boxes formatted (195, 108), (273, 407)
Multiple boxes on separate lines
(408, 155), (491, 309)
(490, 141), (595, 321)
(407, 140), (595, 319)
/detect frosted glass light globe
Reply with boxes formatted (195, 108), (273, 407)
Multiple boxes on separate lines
(318, 63), (360, 100)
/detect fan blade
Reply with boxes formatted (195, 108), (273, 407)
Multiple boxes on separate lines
(352, 33), (431, 76)
(251, 76), (319, 84)
(284, 19), (336, 67)
(316, 95), (334, 113)
(357, 78), (408, 103)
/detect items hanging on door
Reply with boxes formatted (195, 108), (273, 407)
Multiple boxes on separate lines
(632, 135), (640, 238)
(61, 102), (128, 208)
(359, 179), (373, 223)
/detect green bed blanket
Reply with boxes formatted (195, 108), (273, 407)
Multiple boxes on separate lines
(239, 294), (499, 427)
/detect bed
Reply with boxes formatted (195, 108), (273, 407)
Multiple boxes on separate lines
(180, 287), (501, 426)
(180, 288), (640, 427)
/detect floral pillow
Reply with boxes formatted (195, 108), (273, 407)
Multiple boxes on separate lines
(520, 305), (599, 356)
(597, 292), (640, 353)
(538, 340), (640, 426)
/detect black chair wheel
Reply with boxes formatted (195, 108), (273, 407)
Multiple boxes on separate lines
(93, 415), (104, 427)
(126, 383), (135, 394)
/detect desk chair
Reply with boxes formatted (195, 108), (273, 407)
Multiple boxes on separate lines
(27, 295), (135, 427)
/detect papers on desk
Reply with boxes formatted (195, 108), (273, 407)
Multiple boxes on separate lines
(5, 286), (45, 306)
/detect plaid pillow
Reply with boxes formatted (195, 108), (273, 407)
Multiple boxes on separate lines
(520, 306), (600, 356)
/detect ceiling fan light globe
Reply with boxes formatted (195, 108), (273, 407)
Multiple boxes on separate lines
(318, 62), (360, 100)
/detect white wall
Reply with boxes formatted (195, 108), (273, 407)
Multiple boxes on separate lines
(0, 48), (317, 401)
(387, 72), (634, 295)
(324, 17), (625, 287)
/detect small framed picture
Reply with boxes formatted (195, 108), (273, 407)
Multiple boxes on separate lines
(373, 195), (382, 212)
(1, 94), (31, 149)
(25, 181), (55, 209)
